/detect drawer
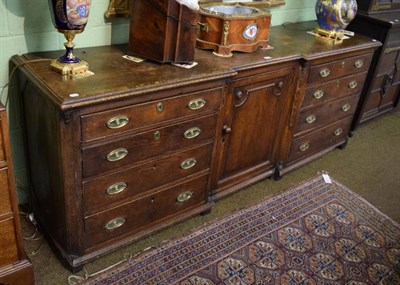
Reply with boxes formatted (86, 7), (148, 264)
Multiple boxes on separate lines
(308, 53), (372, 84)
(84, 174), (208, 248)
(0, 217), (19, 266)
(82, 114), (217, 178)
(0, 167), (12, 215)
(294, 95), (359, 136)
(303, 72), (367, 108)
(81, 87), (222, 141)
(288, 118), (351, 163)
(83, 143), (213, 215)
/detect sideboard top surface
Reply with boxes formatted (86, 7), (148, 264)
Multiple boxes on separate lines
(12, 21), (380, 111)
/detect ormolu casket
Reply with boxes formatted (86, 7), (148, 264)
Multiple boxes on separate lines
(196, 3), (271, 57)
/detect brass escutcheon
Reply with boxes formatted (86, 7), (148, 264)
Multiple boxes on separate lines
(154, 131), (161, 141)
(156, 102), (164, 113)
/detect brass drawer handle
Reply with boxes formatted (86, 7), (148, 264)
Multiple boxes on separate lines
(299, 143), (310, 152)
(341, 103), (351, 112)
(106, 116), (129, 129)
(198, 22), (209, 33)
(313, 90), (324, 100)
(306, 114), (317, 124)
(184, 127), (202, 139)
(106, 182), (127, 195)
(188, 98), (206, 110)
(334, 128), (343, 136)
(177, 191), (193, 202)
(104, 217), (125, 230)
(180, 158), (197, 170)
(156, 102), (164, 113)
(354, 60), (364, 69)
(348, 81), (358, 89)
(107, 148), (128, 162)
(320, 68), (331, 78)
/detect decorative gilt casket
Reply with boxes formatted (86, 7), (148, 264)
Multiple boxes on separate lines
(196, 3), (271, 57)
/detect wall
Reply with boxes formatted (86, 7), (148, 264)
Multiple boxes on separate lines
(0, 0), (316, 204)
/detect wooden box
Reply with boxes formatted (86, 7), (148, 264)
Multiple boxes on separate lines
(129, 0), (199, 63)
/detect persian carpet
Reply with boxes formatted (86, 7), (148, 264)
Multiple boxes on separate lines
(81, 174), (400, 285)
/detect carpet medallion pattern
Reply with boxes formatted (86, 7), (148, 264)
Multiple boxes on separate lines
(82, 175), (400, 285)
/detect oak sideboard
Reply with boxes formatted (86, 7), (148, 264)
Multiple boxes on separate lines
(11, 21), (380, 271)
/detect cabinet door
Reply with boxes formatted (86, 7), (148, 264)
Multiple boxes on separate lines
(215, 67), (295, 196)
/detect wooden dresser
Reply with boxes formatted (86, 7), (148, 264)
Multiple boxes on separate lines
(348, 10), (400, 130)
(11, 22), (380, 271)
(0, 103), (34, 284)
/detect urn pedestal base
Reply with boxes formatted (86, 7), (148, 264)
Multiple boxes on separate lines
(50, 59), (89, 76)
(314, 27), (345, 45)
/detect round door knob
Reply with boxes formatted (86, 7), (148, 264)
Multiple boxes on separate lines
(235, 90), (243, 99)
(223, 125), (232, 134)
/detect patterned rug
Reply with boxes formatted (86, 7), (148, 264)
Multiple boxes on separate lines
(80, 174), (400, 285)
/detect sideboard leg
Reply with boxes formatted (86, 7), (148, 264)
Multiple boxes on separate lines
(273, 162), (283, 181)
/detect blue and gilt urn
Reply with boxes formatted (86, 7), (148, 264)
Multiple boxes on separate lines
(315, 0), (357, 35)
(48, 0), (92, 69)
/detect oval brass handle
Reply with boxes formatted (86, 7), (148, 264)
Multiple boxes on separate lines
(184, 127), (201, 139)
(106, 116), (129, 129)
(299, 143), (310, 152)
(104, 217), (125, 230)
(306, 114), (317, 124)
(177, 191), (193, 202)
(341, 103), (351, 112)
(313, 90), (324, 100)
(354, 60), (364, 69)
(106, 182), (127, 195)
(334, 128), (343, 136)
(188, 98), (206, 110)
(180, 158), (197, 170)
(107, 148), (128, 162)
(320, 68), (331, 78)
(348, 81), (358, 89)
